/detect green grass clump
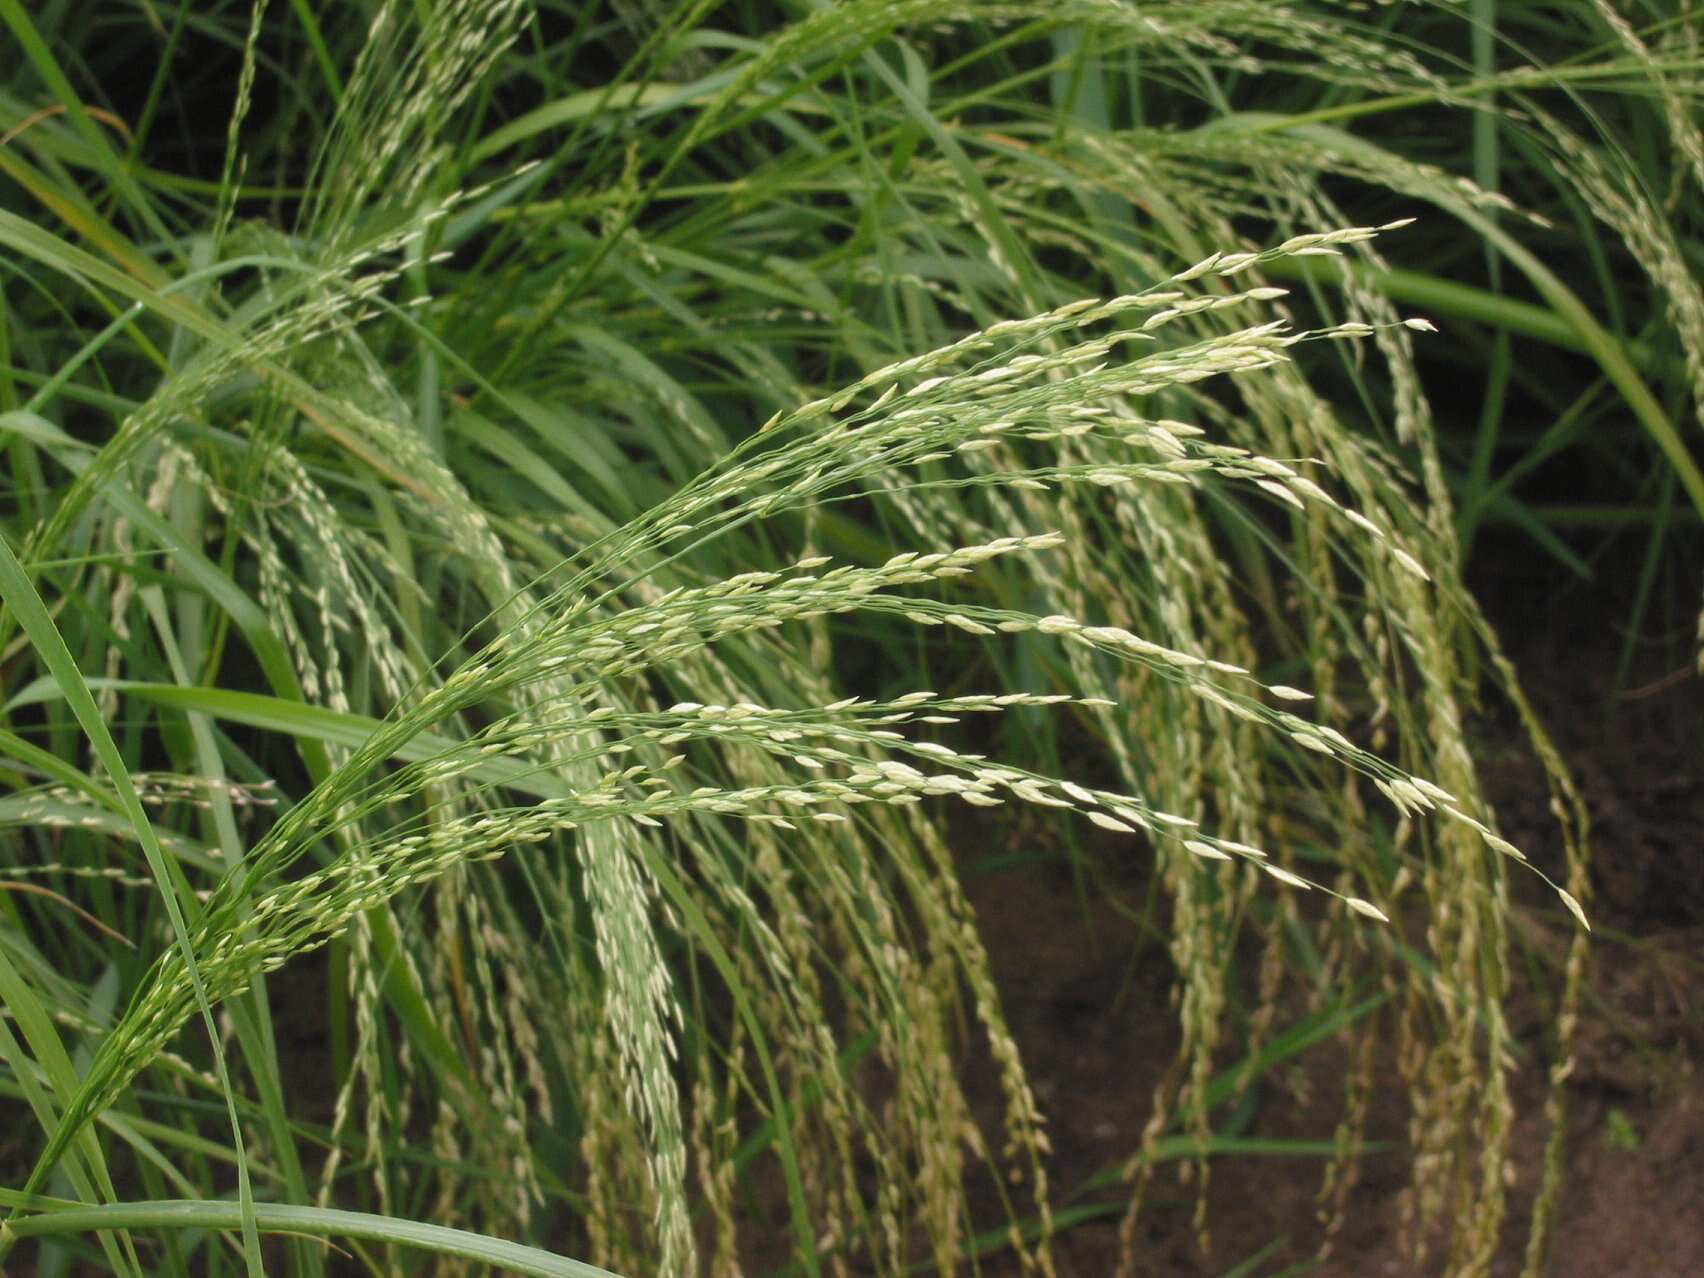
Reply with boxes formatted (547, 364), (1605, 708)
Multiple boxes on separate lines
(11, 1), (1688, 1275)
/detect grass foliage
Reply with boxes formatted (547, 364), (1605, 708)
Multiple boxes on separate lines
(5, 0), (1694, 1273)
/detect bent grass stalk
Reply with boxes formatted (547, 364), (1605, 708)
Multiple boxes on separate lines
(3, 1), (1651, 1273)
(4, 231), (1580, 1272)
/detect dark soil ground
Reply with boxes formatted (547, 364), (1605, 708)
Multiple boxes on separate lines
(958, 543), (1704, 1277)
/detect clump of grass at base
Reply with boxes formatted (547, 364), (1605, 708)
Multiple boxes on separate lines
(0, 3), (1640, 1277)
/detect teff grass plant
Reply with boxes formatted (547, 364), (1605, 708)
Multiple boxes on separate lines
(9, 0), (1679, 1275)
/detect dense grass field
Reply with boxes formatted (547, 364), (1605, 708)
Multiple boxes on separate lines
(1, 2), (1698, 1275)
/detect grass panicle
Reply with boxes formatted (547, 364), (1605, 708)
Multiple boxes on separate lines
(4, 2), (1664, 1275)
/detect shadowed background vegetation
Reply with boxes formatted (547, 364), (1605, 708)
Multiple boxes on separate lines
(1, 1), (1696, 1275)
